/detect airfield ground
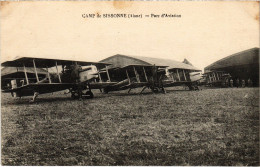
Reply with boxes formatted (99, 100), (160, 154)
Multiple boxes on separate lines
(1, 87), (259, 165)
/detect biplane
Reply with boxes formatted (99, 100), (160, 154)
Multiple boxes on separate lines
(92, 55), (202, 94)
(203, 71), (231, 87)
(91, 64), (168, 94)
(91, 65), (202, 94)
(1, 57), (110, 102)
(161, 68), (202, 90)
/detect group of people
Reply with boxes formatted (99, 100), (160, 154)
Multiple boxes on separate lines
(224, 78), (253, 88)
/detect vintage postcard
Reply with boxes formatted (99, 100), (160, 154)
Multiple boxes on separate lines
(1, 1), (259, 166)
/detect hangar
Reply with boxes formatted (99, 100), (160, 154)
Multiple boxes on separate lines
(204, 48), (259, 86)
(99, 54), (200, 71)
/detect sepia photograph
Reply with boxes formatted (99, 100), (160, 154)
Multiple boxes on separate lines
(1, 1), (259, 166)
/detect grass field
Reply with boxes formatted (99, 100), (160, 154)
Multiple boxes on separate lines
(1, 87), (259, 165)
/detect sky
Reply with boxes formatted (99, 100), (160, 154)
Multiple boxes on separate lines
(1, 1), (259, 70)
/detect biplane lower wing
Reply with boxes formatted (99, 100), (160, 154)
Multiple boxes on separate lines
(90, 79), (132, 92)
(119, 82), (148, 90)
(89, 82), (117, 89)
(162, 80), (192, 87)
(2, 83), (75, 97)
(91, 76), (149, 92)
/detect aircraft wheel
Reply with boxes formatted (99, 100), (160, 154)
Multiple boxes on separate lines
(71, 93), (77, 99)
(152, 87), (159, 93)
(188, 86), (193, 91)
(86, 91), (94, 99)
(102, 88), (109, 94)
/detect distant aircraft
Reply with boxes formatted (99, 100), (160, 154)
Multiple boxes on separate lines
(162, 68), (202, 91)
(203, 71), (231, 87)
(90, 64), (202, 94)
(1, 57), (110, 102)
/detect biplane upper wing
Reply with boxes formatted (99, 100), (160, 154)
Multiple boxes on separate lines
(1, 57), (110, 69)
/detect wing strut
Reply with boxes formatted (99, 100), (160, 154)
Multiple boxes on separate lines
(183, 69), (187, 81)
(170, 70), (175, 82)
(143, 67), (148, 82)
(98, 72), (103, 83)
(176, 69), (181, 81)
(133, 66), (140, 83)
(208, 73), (212, 82)
(213, 72), (216, 81)
(46, 67), (52, 83)
(33, 59), (39, 82)
(126, 69), (130, 84)
(55, 61), (62, 83)
(23, 63), (29, 84)
(105, 66), (111, 82)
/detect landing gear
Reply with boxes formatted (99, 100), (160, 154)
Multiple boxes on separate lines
(102, 88), (109, 94)
(71, 93), (76, 99)
(161, 87), (166, 94)
(187, 83), (200, 91)
(30, 91), (39, 103)
(71, 91), (94, 99)
(70, 83), (94, 100)
(149, 82), (166, 94)
(85, 91), (94, 99)
(139, 86), (147, 94)
(70, 91), (82, 100)
(85, 83), (94, 99)
(151, 87), (159, 93)
(127, 88), (132, 94)
(148, 71), (166, 94)
(99, 89), (103, 93)
(149, 87), (166, 94)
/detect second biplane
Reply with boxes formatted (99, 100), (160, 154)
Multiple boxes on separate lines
(94, 54), (202, 93)
(202, 70), (231, 87)
(91, 64), (168, 94)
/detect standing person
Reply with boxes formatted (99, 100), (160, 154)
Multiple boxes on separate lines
(236, 78), (240, 88)
(225, 78), (229, 87)
(151, 64), (158, 91)
(221, 80), (225, 87)
(248, 78), (252, 87)
(230, 78), (233, 87)
(241, 79), (245, 88)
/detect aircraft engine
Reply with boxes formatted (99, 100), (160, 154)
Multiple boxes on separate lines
(79, 65), (99, 82)
(190, 72), (202, 82)
(165, 68), (170, 78)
